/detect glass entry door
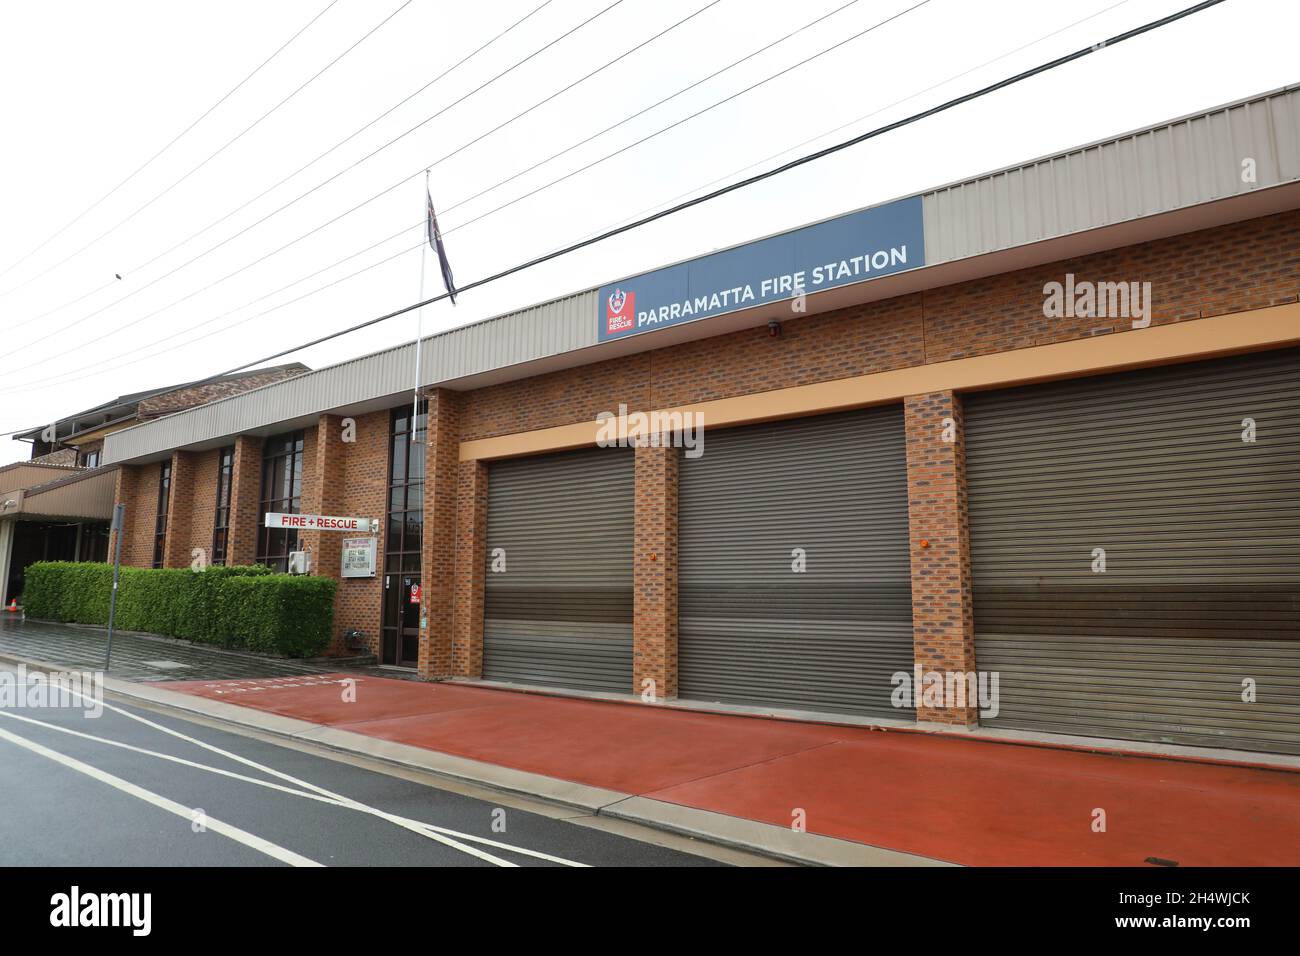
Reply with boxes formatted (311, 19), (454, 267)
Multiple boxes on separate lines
(381, 573), (420, 667)
(380, 402), (425, 668)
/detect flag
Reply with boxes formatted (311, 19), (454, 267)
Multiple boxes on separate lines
(426, 187), (457, 305)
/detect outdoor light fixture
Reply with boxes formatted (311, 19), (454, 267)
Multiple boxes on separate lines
(768, 320), (782, 338)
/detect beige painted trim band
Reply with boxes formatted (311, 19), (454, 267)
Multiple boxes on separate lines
(460, 303), (1300, 461)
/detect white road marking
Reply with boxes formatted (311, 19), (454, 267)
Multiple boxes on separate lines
(0, 708), (588, 867)
(0, 723), (322, 867)
(12, 684), (588, 867)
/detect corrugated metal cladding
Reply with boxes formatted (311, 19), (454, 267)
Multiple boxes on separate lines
(103, 289), (598, 464)
(966, 348), (1300, 755)
(100, 85), (1300, 468)
(923, 84), (1300, 264)
(677, 407), (913, 717)
(483, 445), (634, 692)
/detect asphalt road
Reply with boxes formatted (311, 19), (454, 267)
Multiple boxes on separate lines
(0, 664), (740, 867)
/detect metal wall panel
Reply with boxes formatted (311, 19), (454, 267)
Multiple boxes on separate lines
(966, 349), (1300, 755)
(484, 445), (634, 692)
(923, 84), (1300, 265)
(677, 407), (913, 717)
(103, 87), (1300, 467)
(104, 289), (599, 464)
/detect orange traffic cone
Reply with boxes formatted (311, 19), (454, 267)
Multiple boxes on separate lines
(4, 599), (17, 612)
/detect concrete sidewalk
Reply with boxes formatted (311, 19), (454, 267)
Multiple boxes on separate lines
(0, 614), (364, 682)
(150, 672), (1300, 867)
(3, 614), (1297, 866)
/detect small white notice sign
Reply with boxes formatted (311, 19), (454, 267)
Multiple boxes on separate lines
(340, 536), (378, 578)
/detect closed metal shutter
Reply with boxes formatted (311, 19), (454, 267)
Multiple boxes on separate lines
(966, 348), (1300, 755)
(678, 407), (914, 717)
(484, 446), (634, 692)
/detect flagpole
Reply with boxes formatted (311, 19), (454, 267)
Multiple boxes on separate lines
(413, 169), (429, 444)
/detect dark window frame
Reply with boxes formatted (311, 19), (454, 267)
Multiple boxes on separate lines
(151, 461), (171, 568)
(211, 445), (235, 566)
(385, 403), (426, 575)
(256, 431), (304, 572)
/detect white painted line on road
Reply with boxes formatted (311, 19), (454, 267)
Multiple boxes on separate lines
(21, 686), (583, 867)
(0, 708), (588, 867)
(0, 723), (322, 867)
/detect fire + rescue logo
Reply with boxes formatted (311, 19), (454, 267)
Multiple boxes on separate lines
(606, 287), (635, 335)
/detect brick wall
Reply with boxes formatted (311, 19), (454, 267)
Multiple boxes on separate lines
(105, 209), (1300, 718)
(162, 450), (198, 569)
(632, 442), (678, 699)
(459, 210), (1299, 442)
(114, 461), (163, 568)
(330, 410), (388, 655)
(417, 390), (460, 679)
(226, 435), (263, 567)
(903, 391), (976, 726)
(452, 458), (487, 678)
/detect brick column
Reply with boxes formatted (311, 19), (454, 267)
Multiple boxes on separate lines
(299, 415), (344, 581)
(633, 442), (678, 700)
(108, 465), (128, 562)
(113, 463), (158, 568)
(452, 458), (487, 678)
(418, 390), (459, 680)
(226, 435), (264, 566)
(162, 450), (198, 568)
(904, 391), (978, 726)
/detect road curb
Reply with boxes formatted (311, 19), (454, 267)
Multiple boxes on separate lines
(1, 650), (944, 867)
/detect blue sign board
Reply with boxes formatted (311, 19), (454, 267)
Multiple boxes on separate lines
(597, 195), (924, 342)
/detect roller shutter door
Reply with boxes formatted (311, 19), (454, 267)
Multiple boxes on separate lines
(484, 446), (633, 692)
(966, 348), (1300, 755)
(678, 407), (914, 717)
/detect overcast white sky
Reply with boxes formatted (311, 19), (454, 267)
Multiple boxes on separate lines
(0, 0), (1295, 464)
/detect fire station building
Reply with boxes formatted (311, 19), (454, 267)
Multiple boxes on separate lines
(99, 86), (1300, 756)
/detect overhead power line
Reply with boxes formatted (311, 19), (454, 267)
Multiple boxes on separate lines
(0, 0), (343, 289)
(0, 225), (427, 396)
(6, 0), (559, 334)
(0, 0), (1224, 413)
(559, 0), (1137, 247)
(0, 0), (878, 391)
(3, 0), (631, 359)
(6, 0), (717, 363)
(211, 0), (1226, 380)
(0, 0), (1115, 397)
(0, 0), (416, 300)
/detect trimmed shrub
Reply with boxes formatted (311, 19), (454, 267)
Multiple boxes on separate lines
(221, 575), (337, 658)
(22, 561), (333, 658)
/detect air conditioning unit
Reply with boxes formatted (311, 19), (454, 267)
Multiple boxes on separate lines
(287, 551), (311, 575)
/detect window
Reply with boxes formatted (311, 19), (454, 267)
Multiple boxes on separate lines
(79, 449), (101, 468)
(151, 461), (171, 568)
(256, 431), (303, 572)
(386, 404), (425, 575)
(211, 446), (234, 565)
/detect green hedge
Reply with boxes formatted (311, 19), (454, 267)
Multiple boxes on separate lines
(23, 562), (336, 658)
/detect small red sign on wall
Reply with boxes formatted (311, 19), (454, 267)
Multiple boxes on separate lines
(410, 584), (421, 605)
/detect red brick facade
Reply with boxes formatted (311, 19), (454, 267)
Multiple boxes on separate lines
(903, 391), (976, 726)
(632, 442), (678, 700)
(109, 209), (1300, 720)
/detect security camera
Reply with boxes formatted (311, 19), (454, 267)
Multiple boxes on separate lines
(767, 320), (782, 338)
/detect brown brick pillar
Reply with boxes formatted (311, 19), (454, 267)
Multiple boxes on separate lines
(452, 458), (487, 678)
(162, 450), (198, 568)
(904, 390), (978, 726)
(109, 465), (129, 562)
(112, 463), (156, 568)
(418, 390), (459, 680)
(299, 415), (344, 581)
(633, 442), (678, 700)
(226, 435), (264, 566)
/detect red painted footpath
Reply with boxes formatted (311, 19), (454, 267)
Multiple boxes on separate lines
(161, 674), (1300, 867)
